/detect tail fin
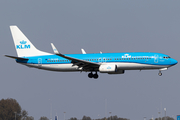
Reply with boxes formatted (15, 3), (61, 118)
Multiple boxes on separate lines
(10, 26), (51, 57)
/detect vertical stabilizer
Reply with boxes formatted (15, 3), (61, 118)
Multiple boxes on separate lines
(10, 26), (51, 57)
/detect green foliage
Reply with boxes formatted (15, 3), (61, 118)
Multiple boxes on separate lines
(39, 116), (49, 120)
(0, 98), (21, 120)
(21, 109), (28, 120)
(82, 116), (91, 120)
(70, 117), (77, 120)
(0, 98), (34, 120)
(155, 116), (174, 120)
(81, 115), (129, 120)
(96, 115), (129, 120)
(24, 116), (34, 120)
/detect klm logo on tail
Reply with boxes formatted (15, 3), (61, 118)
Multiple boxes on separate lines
(16, 40), (30, 49)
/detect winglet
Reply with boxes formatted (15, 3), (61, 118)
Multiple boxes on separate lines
(81, 49), (86, 54)
(51, 43), (60, 54)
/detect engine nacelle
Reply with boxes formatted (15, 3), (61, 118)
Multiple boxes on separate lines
(99, 64), (117, 73)
(108, 70), (125, 74)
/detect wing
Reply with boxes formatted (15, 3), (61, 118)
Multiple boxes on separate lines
(51, 43), (100, 70)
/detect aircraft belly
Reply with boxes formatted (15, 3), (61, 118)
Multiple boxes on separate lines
(25, 63), (79, 72)
(22, 62), (170, 72)
(115, 62), (169, 70)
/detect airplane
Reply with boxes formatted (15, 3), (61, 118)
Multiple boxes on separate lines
(5, 26), (178, 79)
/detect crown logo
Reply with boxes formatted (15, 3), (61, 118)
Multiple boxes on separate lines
(107, 66), (111, 69)
(20, 40), (27, 44)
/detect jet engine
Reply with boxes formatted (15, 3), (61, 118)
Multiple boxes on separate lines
(99, 64), (125, 74)
(99, 64), (117, 73)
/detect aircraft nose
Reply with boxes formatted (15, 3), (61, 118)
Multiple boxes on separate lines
(171, 59), (178, 65)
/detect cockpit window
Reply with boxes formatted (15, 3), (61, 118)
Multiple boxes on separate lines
(163, 56), (171, 59)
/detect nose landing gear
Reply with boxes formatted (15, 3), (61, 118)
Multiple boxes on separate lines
(88, 72), (99, 79)
(158, 71), (162, 76)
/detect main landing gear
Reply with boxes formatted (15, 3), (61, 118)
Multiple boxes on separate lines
(88, 72), (99, 79)
(158, 71), (162, 76)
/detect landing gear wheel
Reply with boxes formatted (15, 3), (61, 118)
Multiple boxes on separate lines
(88, 72), (99, 79)
(158, 72), (162, 76)
(93, 74), (99, 79)
(88, 73), (93, 78)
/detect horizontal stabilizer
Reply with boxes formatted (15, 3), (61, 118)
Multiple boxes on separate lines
(5, 55), (29, 60)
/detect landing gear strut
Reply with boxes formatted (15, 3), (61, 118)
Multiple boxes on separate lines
(158, 71), (162, 76)
(88, 72), (99, 79)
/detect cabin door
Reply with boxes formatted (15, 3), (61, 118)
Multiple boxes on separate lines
(38, 58), (42, 68)
(154, 55), (158, 63)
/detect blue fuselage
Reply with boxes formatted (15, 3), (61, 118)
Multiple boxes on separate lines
(16, 52), (177, 72)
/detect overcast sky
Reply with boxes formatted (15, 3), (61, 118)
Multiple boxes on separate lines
(1, 1), (180, 120)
